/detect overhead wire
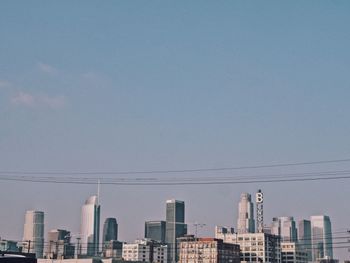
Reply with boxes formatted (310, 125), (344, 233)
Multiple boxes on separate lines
(1, 158), (350, 185)
(1, 171), (350, 185)
(1, 158), (350, 175)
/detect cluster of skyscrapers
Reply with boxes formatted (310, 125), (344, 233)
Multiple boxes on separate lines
(217, 191), (335, 263)
(16, 196), (188, 263)
(0, 190), (340, 263)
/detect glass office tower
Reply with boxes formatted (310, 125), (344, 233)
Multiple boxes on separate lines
(23, 210), (45, 258)
(165, 199), (187, 263)
(145, 221), (166, 243)
(310, 215), (333, 260)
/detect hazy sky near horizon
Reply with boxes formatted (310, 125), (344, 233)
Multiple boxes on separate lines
(1, 1), (350, 260)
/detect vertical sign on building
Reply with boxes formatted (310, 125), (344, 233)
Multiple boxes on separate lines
(256, 189), (264, 233)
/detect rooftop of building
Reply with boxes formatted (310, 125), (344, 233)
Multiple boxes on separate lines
(85, 195), (98, 205)
(166, 199), (184, 204)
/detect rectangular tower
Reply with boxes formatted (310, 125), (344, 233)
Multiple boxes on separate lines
(310, 215), (333, 260)
(165, 199), (187, 263)
(23, 210), (45, 258)
(145, 220), (166, 243)
(298, 219), (312, 261)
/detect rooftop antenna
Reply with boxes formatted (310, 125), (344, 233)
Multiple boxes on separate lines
(97, 179), (100, 205)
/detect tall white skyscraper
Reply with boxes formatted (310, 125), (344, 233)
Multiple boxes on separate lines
(80, 195), (100, 256)
(310, 215), (333, 260)
(23, 210), (44, 258)
(237, 193), (255, 233)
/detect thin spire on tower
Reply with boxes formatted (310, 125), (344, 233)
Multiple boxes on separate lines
(97, 179), (100, 205)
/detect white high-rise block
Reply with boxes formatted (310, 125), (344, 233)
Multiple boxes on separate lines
(80, 195), (100, 256)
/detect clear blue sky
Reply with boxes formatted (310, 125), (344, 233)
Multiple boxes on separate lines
(1, 1), (350, 260)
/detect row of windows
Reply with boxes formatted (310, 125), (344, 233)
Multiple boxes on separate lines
(237, 236), (264, 241)
(181, 243), (217, 249)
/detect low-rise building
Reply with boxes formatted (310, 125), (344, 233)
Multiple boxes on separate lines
(103, 240), (123, 259)
(45, 229), (75, 259)
(215, 226), (281, 263)
(38, 259), (147, 263)
(316, 259), (339, 263)
(281, 242), (308, 263)
(0, 239), (21, 253)
(122, 239), (167, 263)
(152, 244), (167, 263)
(123, 242), (150, 262)
(0, 251), (36, 263)
(178, 237), (240, 263)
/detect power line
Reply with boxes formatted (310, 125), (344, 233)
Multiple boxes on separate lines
(15, 230), (350, 245)
(1, 158), (350, 175)
(1, 173), (350, 185)
(4, 169), (350, 182)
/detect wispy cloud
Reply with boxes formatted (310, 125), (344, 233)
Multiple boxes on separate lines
(38, 62), (58, 75)
(11, 92), (35, 106)
(0, 80), (12, 88)
(11, 91), (65, 109)
(40, 94), (65, 109)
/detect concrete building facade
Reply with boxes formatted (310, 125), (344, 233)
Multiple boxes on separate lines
(178, 237), (240, 263)
(122, 239), (167, 263)
(215, 226), (281, 263)
(281, 242), (308, 263)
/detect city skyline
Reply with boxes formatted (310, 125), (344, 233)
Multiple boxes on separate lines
(14, 191), (340, 258)
(1, 1), (350, 261)
(5, 189), (346, 250)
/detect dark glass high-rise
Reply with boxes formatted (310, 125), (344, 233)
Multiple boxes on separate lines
(102, 218), (118, 245)
(145, 220), (166, 243)
(165, 199), (187, 263)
